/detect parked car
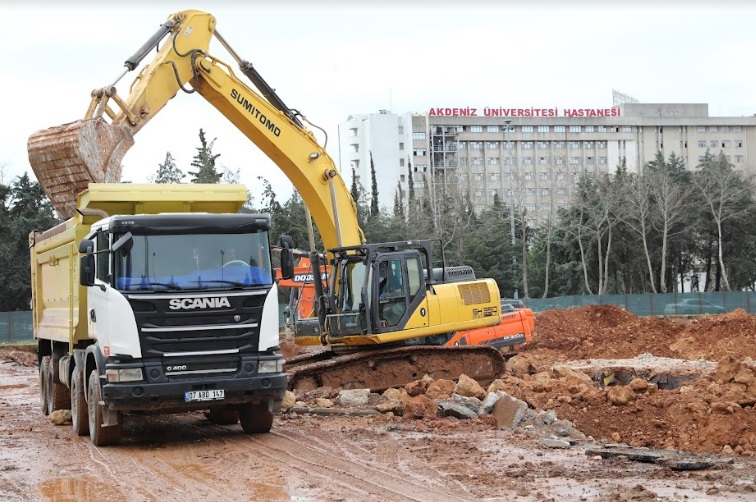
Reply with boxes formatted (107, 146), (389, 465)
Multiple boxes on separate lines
(663, 298), (725, 315)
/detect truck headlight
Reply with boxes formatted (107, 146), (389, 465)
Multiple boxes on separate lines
(106, 368), (144, 382)
(258, 359), (284, 374)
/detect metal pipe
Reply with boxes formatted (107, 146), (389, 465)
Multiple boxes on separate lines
(505, 119), (518, 299)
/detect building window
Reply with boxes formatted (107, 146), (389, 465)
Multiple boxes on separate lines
(349, 128), (358, 136)
(554, 125), (566, 133)
(472, 157), (483, 165)
(400, 158), (405, 167)
(457, 142), (466, 150)
(698, 156), (706, 163)
(586, 156), (594, 164)
(720, 126), (729, 133)
(697, 141), (706, 148)
(569, 157), (581, 165)
(569, 126), (581, 133)
(414, 148), (426, 156)
(537, 141), (549, 149)
(470, 126), (483, 133)
(537, 125), (549, 133)
(556, 188), (567, 195)
(623, 126), (633, 132)
(522, 126), (534, 133)
(597, 141), (606, 149)
(489, 189), (500, 197)
(554, 141), (565, 149)
(522, 141), (534, 149)
(415, 181), (425, 188)
(504, 157), (516, 165)
(400, 175), (405, 182)
(486, 142), (499, 149)
(722, 140), (730, 148)
(540, 188), (550, 196)
(524, 173), (534, 181)
(697, 126), (706, 133)
(351, 144), (359, 153)
(504, 141), (514, 150)
(585, 125), (595, 133)
(708, 126), (717, 132)
(584, 141), (594, 149)
(736, 140), (743, 147)
(734, 126), (743, 132)
(525, 189), (535, 197)
(539, 157), (550, 165)
(474, 173), (484, 181)
(487, 125), (499, 132)
(488, 157), (500, 165)
(522, 157), (534, 165)
(710, 140), (717, 148)
(555, 157), (564, 165)
(399, 142), (404, 151)
(459, 157), (467, 166)
(570, 141), (581, 149)
(474, 189), (483, 197)
(597, 126), (607, 132)
(598, 157), (607, 164)
(470, 141), (483, 149)
(490, 173), (501, 181)
(539, 172), (549, 180)
(571, 172), (580, 180)
(735, 155), (743, 163)
(413, 132), (426, 140)
(416, 164), (427, 172)
(556, 173), (565, 181)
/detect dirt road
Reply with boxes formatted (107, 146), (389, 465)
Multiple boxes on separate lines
(2, 342), (756, 501)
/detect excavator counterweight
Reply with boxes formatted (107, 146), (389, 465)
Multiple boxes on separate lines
(28, 118), (133, 218)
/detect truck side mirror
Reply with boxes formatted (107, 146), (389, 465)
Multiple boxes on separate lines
(80, 255), (95, 286)
(279, 235), (295, 280)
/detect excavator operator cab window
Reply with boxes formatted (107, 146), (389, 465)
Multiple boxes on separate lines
(377, 258), (407, 327)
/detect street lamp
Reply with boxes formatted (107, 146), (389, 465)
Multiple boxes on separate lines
(504, 120), (518, 299)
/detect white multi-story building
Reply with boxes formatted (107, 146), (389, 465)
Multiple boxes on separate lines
(338, 102), (756, 225)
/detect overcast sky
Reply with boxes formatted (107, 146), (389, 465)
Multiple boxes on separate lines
(3, 1), (755, 206)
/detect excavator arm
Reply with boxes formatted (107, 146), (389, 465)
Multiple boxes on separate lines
(28, 10), (364, 252)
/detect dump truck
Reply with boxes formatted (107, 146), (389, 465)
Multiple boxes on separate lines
(30, 183), (293, 445)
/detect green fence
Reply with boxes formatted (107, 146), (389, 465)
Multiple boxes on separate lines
(3, 293), (751, 343)
(0, 311), (34, 343)
(521, 291), (756, 316)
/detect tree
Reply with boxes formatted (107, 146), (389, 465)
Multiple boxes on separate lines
(694, 151), (754, 291)
(188, 129), (222, 183)
(369, 152), (379, 217)
(150, 152), (185, 183)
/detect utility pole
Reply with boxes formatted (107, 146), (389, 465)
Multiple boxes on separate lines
(505, 120), (518, 299)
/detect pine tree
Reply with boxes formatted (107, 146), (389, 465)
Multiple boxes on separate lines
(188, 129), (222, 183)
(370, 152), (379, 217)
(150, 152), (185, 183)
(350, 167), (360, 205)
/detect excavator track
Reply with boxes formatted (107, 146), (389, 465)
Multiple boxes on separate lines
(27, 118), (133, 219)
(285, 345), (507, 392)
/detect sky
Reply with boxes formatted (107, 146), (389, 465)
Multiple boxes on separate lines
(3, 1), (756, 208)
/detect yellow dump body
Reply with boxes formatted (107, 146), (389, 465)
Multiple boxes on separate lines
(29, 183), (249, 351)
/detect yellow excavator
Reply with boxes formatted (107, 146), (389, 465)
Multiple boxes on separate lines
(28, 10), (508, 391)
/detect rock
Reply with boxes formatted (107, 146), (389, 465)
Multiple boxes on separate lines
(552, 366), (593, 384)
(611, 432), (622, 442)
(506, 355), (534, 377)
(491, 394), (528, 429)
(486, 379), (508, 394)
(628, 378), (651, 393)
(311, 398), (334, 408)
(536, 409), (557, 426)
(454, 374), (486, 400)
(479, 391), (505, 415)
(376, 400), (402, 414)
(404, 375), (434, 397)
(438, 401), (478, 420)
(607, 386), (636, 406)
(49, 409), (71, 425)
(382, 388), (403, 401)
(541, 438), (571, 449)
(426, 379), (455, 400)
(281, 391), (296, 412)
(710, 401), (740, 415)
(722, 445), (734, 454)
(401, 395), (437, 420)
(338, 389), (370, 407)
(449, 394), (482, 413)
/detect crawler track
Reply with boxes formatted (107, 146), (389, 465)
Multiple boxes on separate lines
(285, 345), (506, 391)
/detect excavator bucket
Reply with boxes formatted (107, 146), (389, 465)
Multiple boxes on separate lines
(27, 118), (134, 219)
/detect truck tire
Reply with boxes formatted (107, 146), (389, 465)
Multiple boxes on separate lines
(239, 402), (273, 434)
(207, 407), (239, 425)
(39, 356), (51, 416)
(88, 371), (122, 446)
(46, 358), (71, 414)
(70, 367), (89, 436)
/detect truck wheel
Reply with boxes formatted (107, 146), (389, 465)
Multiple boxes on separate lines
(207, 407), (239, 425)
(87, 371), (122, 446)
(70, 367), (89, 436)
(39, 356), (51, 415)
(239, 402), (273, 433)
(46, 358), (71, 414)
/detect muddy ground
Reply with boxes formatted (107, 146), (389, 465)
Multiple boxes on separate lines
(3, 305), (756, 501)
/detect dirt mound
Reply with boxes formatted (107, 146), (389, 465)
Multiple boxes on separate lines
(670, 308), (756, 360)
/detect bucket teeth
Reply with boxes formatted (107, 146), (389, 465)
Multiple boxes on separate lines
(27, 118), (134, 219)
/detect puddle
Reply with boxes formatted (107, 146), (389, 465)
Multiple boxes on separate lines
(39, 477), (126, 502)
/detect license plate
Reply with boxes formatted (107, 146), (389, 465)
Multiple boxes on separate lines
(185, 389), (225, 402)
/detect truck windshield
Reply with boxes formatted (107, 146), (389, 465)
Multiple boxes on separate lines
(114, 231), (273, 291)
